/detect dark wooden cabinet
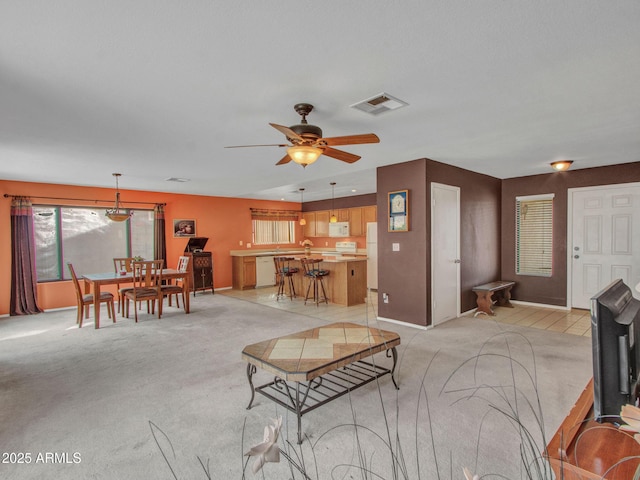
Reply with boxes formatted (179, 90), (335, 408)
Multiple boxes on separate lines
(187, 252), (214, 295)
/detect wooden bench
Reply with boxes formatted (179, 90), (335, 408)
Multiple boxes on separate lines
(472, 281), (515, 317)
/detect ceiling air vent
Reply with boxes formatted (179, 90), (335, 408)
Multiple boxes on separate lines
(350, 93), (408, 116)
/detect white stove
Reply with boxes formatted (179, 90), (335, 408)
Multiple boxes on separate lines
(320, 242), (357, 256)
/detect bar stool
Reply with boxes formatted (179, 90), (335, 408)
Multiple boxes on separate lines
(274, 257), (298, 300)
(301, 258), (329, 306)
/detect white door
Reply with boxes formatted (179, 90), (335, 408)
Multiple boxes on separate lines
(569, 183), (640, 308)
(431, 183), (460, 325)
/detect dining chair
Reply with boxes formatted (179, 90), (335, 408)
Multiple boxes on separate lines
(300, 258), (329, 306)
(113, 257), (135, 313)
(67, 262), (116, 328)
(123, 260), (164, 322)
(161, 256), (190, 308)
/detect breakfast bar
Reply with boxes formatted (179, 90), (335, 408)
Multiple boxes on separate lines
(231, 249), (368, 306)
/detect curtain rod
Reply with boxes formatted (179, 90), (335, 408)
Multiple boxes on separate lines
(3, 193), (165, 206)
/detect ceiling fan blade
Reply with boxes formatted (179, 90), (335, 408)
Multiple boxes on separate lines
(269, 123), (304, 142)
(225, 143), (288, 148)
(321, 147), (361, 164)
(318, 133), (380, 147)
(276, 154), (291, 165)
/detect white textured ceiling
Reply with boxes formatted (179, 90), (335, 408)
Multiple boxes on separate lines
(1, 1), (639, 202)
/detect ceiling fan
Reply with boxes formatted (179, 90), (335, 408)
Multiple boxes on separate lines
(225, 103), (380, 167)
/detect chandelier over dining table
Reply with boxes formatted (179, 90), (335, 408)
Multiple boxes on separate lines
(105, 173), (132, 222)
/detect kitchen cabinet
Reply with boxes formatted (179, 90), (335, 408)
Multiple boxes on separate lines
(302, 212), (316, 237)
(337, 209), (349, 222)
(232, 256), (256, 290)
(303, 206), (376, 238)
(362, 205), (377, 225)
(315, 210), (330, 237)
(349, 207), (364, 236)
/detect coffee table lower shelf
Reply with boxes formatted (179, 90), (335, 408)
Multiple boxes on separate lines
(247, 357), (398, 444)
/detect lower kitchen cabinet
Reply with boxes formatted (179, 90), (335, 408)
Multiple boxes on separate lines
(232, 256), (257, 290)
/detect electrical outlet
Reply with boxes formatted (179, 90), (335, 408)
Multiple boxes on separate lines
(247, 243), (251, 248)
(392, 243), (400, 252)
(383, 293), (389, 304)
(239, 240), (243, 246)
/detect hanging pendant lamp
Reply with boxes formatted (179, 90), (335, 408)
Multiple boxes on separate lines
(330, 182), (337, 223)
(299, 188), (306, 225)
(106, 173), (132, 222)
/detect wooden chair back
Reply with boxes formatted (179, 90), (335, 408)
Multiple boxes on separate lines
(300, 257), (324, 277)
(67, 262), (84, 301)
(176, 255), (190, 273)
(113, 257), (134, 274)
(132, 260), (164, 290)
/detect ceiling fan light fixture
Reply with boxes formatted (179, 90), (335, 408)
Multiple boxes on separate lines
(550, 160), (573, 171)
(287, 146), (322, 167)
(105, 173), (132, 222)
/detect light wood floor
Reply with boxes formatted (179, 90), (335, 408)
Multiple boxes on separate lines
(219, 287), (592, 337)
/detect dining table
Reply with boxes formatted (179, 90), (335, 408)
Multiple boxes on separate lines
(82, 269), (191, 329)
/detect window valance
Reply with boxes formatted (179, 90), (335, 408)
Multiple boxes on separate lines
(250, 208), (300, 221)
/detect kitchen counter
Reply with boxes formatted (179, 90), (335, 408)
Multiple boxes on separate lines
(230, 252), (368, 305)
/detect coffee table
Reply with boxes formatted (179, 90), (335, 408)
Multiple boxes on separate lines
(242, 322), (400, 444)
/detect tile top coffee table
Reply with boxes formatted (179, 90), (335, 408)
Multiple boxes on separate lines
(242, 322), (400, 443)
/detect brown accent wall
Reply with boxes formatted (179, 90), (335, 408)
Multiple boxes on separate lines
(376, 159), (501, 327)
(501, 162), (640, 306)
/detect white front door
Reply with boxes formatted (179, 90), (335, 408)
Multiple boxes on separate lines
(431, 183), (460, 325)
(569, 183), (640, 309)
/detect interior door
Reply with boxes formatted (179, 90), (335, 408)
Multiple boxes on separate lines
(431, 183), (460, 325)
(570, 183), (640, 308)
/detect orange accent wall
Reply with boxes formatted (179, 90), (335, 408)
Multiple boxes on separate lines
(0, 179), (302, 315)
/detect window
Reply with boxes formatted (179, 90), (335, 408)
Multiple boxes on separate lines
(516, 194), (554, 276)
(252, 219), (296, 245)
(33, 206), (155, 281)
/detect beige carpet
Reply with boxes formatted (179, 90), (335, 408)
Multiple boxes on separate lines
(0, 293), (592, 479)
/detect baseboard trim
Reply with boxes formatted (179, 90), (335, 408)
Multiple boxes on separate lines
(510, 300), (571, 310)
(375, 316), (428, 330)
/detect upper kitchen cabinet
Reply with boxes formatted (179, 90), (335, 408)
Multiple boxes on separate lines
(315, 211), (330, 237)
(362, 205), (377, 225)
(302, 206), (377, 237)
(302, 212), (316, 237)
(349, 207), (364, 236)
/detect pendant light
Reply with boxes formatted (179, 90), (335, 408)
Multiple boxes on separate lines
(105, 173), (132, 222)
(330, 182), (337, 223)
(299, 188), (306, 225)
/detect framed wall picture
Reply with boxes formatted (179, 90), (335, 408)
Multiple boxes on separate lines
(388, 190), (409, 232)
(173, 219), (196, 237)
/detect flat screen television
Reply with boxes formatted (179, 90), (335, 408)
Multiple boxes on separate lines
(591, 279), (640, 422)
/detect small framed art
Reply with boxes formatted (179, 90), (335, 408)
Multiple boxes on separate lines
(173, 219), (196, 237)
(388, 190), (409, 232)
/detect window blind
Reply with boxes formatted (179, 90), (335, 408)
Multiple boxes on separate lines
(516, 194), (554, 276)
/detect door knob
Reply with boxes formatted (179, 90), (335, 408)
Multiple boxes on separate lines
(454, 259), (461, 264)
(574, 255), (580, 259)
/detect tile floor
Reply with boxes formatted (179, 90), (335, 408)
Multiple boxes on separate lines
(219, 286), (592, 337)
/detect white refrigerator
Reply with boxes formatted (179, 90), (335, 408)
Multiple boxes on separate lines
(366, 222), (378, 290)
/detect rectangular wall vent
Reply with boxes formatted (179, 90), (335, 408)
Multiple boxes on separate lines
(350, 92), (408, 116)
